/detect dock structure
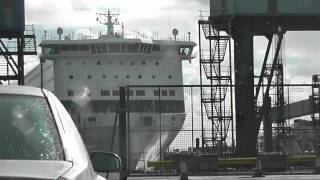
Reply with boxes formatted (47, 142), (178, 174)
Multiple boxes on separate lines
(200, 0), (320, 157)
(0, 0), (37, 85)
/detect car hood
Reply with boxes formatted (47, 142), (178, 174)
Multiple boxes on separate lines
(0, 160), (72, 179)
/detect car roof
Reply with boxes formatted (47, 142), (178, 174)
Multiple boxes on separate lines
(0, 85), (44, 97)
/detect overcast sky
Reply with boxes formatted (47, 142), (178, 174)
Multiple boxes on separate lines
(24, 0), (320, 85)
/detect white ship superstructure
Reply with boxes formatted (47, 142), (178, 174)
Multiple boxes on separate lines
(25, 11), (196, 170)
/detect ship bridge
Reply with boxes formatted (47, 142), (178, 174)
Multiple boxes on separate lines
(39, 38), (196, 61)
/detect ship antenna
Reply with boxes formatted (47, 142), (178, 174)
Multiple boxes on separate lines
(121, 22), (124, 37)
(96, 9), (120, 36)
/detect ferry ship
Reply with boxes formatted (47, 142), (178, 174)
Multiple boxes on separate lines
(25, 11), (196, 170)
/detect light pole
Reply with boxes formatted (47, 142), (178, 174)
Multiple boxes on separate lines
(39, 55), (45, 88)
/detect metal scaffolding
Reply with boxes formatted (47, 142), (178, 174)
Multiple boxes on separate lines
(0, 25), (37, 84)
(199, 18), (234, 155)
(311, 75), (320, 125)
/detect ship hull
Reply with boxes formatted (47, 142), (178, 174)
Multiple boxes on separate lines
(77, 112), (186, 170)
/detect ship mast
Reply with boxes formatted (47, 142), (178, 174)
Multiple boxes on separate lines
(97, 9), (120, 36)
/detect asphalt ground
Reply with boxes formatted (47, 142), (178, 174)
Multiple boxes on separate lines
(128, 174), (320, 180)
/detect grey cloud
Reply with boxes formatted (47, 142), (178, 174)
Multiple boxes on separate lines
(192, 0), (210, 6)
(286, 57), (320, 82)
(156, 0), (209, 14)
(70, 0), (90, 11)
(251, 32), (320, 84)
(169, 0), (209, 9)
(26, 4), (62, 24)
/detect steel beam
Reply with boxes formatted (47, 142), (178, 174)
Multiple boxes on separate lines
(255, 35), (273, 102)
(260, 33), (284, 152)
(119, 87), (127, 180)
(17, 36), (25, 85)
(263, 96), (273, 152)
(234, 24), (257, 156)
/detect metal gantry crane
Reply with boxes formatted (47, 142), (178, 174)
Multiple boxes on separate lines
(254, 34), (287, 152)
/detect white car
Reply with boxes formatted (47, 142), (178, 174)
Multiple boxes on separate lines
(0, 85), (121, 180)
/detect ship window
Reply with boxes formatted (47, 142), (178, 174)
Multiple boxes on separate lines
(152, 75), (156, 79)
(61, 45), (69, 51)
(88, 75), (92, 79)
(126, 75), (130, 79)
(102, 75), (106, 79)
(127, 90), (134, 96)
(102, 44), (107, 53)
(96, 44), (103, 53)
(67, 90), (74, 97)
(80, 44), (89, 51)
(69, 75), (74, 79)
(154, 90), (160, 96)
(142, 61), (146, 65)
(161, 90), (167, 96)
(113, 90), (119, 96)
(127, 43), (139, 53)
(109, 43), (120, 53)
(131, 62), (135, 65)
(100, 90), (110, 96)
(43, 46), (53, 55)
(88, 117), (96, 127)
(115, 75), (119, 79)
(147, 45), (152, 54)
(136, 90), (145, 96)
(144, 44), (149, 53)
(179, 47), (191, 55)
(97, 61), (101, 65)
(138, 75), (142, 79)
(53, 45), (60, 54)
(152, 45), (160, 51)
(168, 75), (172, 79)
(70, 45), (79, 51)
(90, 44), (96, 54)
(120, 43), (126, 52)
(140, 43), (145, 53)
(155, 61), (159, 66)
(169, 90), (175, 96)
(143, 44), (149, 53)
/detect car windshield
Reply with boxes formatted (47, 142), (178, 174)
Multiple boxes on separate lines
(0, 95), (64, 160)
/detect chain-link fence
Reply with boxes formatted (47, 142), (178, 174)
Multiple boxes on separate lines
(61, 84), (318, 174)
(122, 84), (320, 175)
(126, 86), (211, 172)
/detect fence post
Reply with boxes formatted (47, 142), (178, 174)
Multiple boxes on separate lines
(315, 143), (320, 173)
(253, 155), (264, 177)
(119, 87), (127, 180)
